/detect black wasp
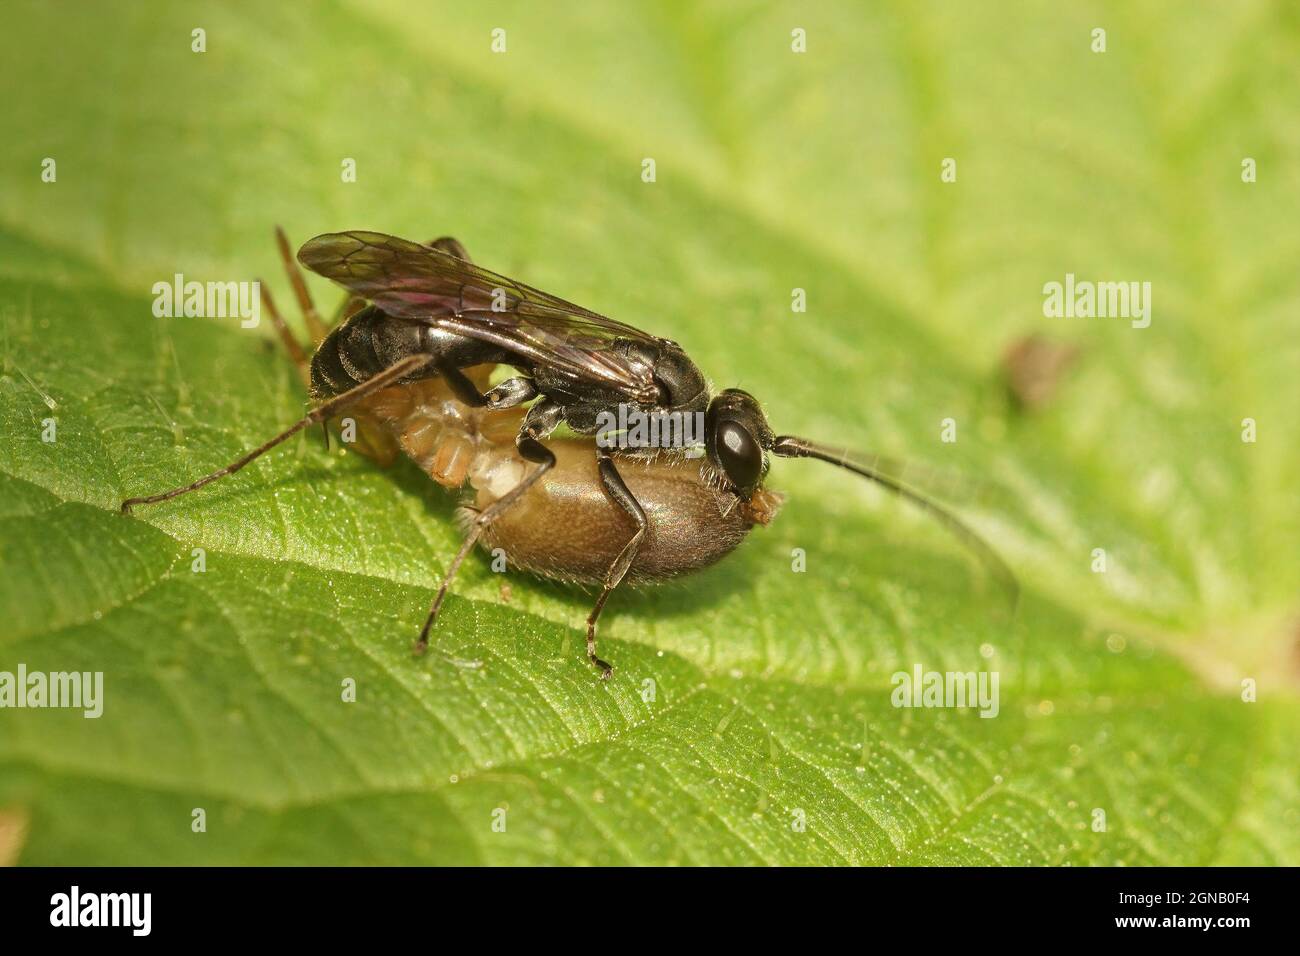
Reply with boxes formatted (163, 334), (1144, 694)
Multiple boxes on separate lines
(123, 230), (1016, 678)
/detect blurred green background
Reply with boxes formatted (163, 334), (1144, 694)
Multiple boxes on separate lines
(0, 1), (1296, 865)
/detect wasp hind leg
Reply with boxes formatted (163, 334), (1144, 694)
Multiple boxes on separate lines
(260, 282), (311, 389)
(274, 226), (328, 344)
(267, 227), (400, 463)
(120, 355), (432, 513)
(583, 449), (648, 679)
(435, 362), (537, 420)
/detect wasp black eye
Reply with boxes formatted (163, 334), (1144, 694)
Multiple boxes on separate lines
(715, 421), (762, 492)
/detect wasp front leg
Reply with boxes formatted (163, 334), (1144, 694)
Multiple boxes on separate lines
(583, 449), (648, 679)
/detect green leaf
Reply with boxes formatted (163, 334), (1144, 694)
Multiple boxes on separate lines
(1, 1), (1297, 865)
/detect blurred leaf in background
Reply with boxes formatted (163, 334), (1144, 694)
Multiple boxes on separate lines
(0, 1), (1297, 864)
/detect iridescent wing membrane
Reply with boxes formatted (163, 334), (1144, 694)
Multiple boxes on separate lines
(298, 231), (660, 401)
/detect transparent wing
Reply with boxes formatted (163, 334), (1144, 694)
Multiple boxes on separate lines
(298, 231), (660, 400)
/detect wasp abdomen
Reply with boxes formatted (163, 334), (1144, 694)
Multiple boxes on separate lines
(311, 306), (424, 399)
(311, 305), (515, 403)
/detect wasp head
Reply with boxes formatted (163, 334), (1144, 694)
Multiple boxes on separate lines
(705, 389), (774, 496)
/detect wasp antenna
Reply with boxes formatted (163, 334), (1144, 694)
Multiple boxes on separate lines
(772, 435), (1019, 615)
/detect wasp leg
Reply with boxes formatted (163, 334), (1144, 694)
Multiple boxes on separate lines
(275, 225), (328, 344)
(438, 364), (536, 413)
(584, 450), (648, 679)
(484, 376), (537, 409)
(261, 263), (397, 464)
(270, 226), (363, 340)
(437, 363), (490, 408)
(260, 273), (334, 449)
(415, 401), (563, 652)
(415, 436), (555, 653)
(120, 354), (432, 513)
(516, 397), (565, 443)
(259, 282), (311, 389)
